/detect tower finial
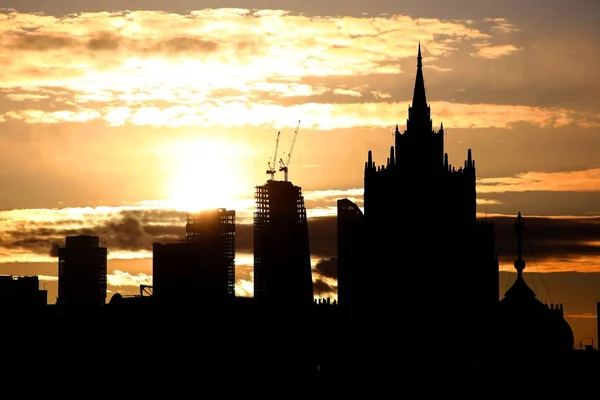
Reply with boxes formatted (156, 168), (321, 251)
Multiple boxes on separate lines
(411, 42), (427, 108)
(514, 212), (526, 276)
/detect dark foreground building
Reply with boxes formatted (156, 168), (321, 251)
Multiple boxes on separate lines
(336, 45), (499, 369)
(336, 198), (364, 315)
(58, 235), (107, 306)
(152, 208), (235, 305)
(254, 179), (313, 307)
(0, 275), (47, 307)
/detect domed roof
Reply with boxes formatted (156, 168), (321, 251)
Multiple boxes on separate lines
(496, 213), (574, 356)
(109, 293), (124, 304)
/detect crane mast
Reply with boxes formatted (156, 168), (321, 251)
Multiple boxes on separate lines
(279, 120), (301, 182)
(266, 131), (281, 181)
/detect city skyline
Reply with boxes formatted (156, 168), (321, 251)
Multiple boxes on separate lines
(0, 1), (599, 345)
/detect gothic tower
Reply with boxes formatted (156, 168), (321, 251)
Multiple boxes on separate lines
(357, 44), (498, 356)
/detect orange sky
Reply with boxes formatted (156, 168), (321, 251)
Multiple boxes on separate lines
(0, 2), (599, 346)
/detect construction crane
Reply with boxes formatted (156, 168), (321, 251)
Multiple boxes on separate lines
(278, 120), (301, 182)
(266, 130), (281, 180)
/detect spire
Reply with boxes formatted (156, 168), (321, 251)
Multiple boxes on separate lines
(412, 42), (427, 109)
(514, 212), (526, 278)
(503, 212), (536, 301)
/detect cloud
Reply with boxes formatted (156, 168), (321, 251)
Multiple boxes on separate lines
(108, 269), (152, 287)
(314, 257), (337, 279)
(0, 9), (495, 87)
(4, 101), (598, 129)
(0, 187), (352, 262)
(472, 43), (522, 59)
(3, 9), (593, 130)
(490, 215), (600, 271)
(478, 168), (600, 193)
(313, 277), (335, 297)
(333, 88), (363, 97)
(2, 186), (600, 274)
(483, 18), (520, 34)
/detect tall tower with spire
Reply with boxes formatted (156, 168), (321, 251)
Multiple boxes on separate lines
(355, 45), (498, 353)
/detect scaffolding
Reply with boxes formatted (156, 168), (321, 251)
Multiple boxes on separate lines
(253, 180), (312, 305)
(185, 208), (236, 296)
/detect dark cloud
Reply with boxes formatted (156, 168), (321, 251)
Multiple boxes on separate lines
(314, 257), (337, 279)
(156, 37), (219, 54)
(49, 241), (60, 257)
(477, 191), (600, 217)
(6, 33), (77, 50)
(234, 216), (337, 258)
(87, 32), (120, 51)
(1, 209), (186, 256)
(4, 31), (253, 58)
(313, 278), (334, 296)
(103, 214), (154, 252)
(2, 209), (600, 272)
(306, 217), (337, 258)
(489, 215), (600, 263)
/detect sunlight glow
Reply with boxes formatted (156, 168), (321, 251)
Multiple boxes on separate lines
(163, 137), (252, 213)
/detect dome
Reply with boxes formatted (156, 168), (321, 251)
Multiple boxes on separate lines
(497, 283), (574, 355)
(109, 293), (124, 304)
(495, 213), (574, 357)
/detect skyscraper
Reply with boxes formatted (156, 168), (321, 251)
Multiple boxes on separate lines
(336, 198), (364, 315)
(58, 235), (107, 306)
(152, 208), (235, 305)
(254, 180), (313, 307)
(360, 44), (498, 348)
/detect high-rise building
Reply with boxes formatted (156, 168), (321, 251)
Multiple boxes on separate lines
(360, 44), (498, 345)
(0, 275), (47, 307)
(58, 235), (107, 306)
(153, 208), (235, 305)
(254, 180), (313, 307)
(336, 199), (364, 315)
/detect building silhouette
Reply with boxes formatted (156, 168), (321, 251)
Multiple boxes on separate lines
(336, 198), (364, 315)
(494, 212), (574, 359)
(0, 275), (47, 307)
(254, 179), (313, 306)
(152, 208), (235, 305)
(57, 235), (107, 306)
(357, 44), (498, 353)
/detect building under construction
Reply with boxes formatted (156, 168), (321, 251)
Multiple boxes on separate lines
(152, 208), (236, 305)
(186, 208), (236, 296)
(253, 180), (313, 307)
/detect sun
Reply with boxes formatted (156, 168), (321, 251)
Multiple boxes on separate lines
(164, 137), (251, 213)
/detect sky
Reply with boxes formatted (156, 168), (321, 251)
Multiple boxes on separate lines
(0, 1), (599, 344)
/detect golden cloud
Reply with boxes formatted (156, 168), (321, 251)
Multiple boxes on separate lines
(478, 168), (600, 193)
(0, 9), (492, 85)
(5, 101), (598, 129)
(472, 43), (523, 59)
(108, 269), (152, 287)
(499, 255), (600, 273)
(3, 9), (584, 130)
